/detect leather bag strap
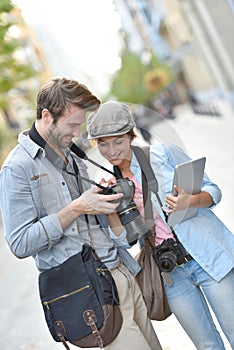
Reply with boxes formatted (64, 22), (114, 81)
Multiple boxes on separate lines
(132, 145), (180, 242)
(83, 310), (104, 348)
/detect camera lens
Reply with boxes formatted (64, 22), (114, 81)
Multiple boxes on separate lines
(100, 178), (150, 246)
(158, 251), (177, 272)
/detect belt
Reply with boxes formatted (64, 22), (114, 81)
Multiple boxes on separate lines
(177, 254), (194, 266)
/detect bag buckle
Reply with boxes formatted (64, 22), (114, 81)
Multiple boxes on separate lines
(83, 310), (104, 348)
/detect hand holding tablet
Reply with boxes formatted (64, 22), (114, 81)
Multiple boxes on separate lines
(167, 157), (206, 226)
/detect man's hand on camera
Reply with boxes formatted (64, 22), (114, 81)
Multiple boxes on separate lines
(68, 185), (123, 216)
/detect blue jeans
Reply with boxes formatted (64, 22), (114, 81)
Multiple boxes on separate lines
(164, 260), (234, 349)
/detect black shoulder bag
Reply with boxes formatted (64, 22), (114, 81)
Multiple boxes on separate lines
(35, 134), (123, 349)
(39, 244), (122, 349)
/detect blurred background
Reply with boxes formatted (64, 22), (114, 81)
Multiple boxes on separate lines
(1, 0), (234, 162)
(0, 1), (234, 349)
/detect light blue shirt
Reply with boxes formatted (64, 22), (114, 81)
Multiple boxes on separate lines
(131, 143), (234, 282)
(0, 130), (140, 275)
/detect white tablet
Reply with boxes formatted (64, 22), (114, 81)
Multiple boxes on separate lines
(167, 157), (206, 226)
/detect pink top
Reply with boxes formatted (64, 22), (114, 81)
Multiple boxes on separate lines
(131, 175), (174, 246)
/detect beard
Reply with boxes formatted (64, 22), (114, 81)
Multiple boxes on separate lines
(46, 125), (72, 149)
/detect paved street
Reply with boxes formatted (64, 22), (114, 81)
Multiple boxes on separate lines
(0, 101), (233, 350)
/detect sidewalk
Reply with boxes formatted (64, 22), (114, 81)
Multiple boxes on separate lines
(0, 100), (233, 349)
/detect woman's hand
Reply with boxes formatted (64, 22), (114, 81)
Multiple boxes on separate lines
(164, 185), (214, 213)
(164, 185), (192, 213)
(99, 176), (117, 187)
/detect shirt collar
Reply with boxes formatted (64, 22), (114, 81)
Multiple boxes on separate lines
(18, 125), (67, 168)
(18, 129), (42, 159)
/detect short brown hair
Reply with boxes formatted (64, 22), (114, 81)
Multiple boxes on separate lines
(127, 128), (137, 141)
(36, 77), (101, 122)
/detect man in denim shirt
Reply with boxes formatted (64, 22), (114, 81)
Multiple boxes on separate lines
(0, 78), (162, 350)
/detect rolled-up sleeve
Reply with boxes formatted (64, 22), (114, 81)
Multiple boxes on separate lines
(108, 226), (131, 248)
(201, 173), (222, 207)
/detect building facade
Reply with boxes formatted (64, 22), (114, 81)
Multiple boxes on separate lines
(114, 0), (234, 106)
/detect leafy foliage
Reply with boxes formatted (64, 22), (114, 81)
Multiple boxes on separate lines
(106, 48), (173, 105)
(0, 0), (36, 108)
(0, 0), (37, 166)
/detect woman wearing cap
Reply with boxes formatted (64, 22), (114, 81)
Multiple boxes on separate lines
(87, 101), (234, 350)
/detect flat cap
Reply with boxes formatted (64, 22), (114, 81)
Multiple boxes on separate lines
(87, 101), (135, 139)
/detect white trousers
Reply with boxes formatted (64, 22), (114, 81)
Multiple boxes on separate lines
(105, 262), (162, 350)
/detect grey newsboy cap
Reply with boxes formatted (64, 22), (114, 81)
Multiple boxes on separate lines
(87, 101), (136, 139)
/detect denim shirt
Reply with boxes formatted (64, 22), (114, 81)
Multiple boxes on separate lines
(0, 131), (140, 275)
(131, 143), (234, 282)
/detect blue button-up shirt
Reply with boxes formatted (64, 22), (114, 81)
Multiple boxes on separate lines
(131, 143), (234, 282)
(0, 130), (140, 275)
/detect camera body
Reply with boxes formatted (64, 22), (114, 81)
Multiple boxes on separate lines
(153, 238), (186, 272)
(70, 144), (150, 245)
(100, 178), (135, 203)
(100, 178), (150, 245)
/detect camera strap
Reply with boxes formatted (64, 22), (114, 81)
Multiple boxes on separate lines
(29, 123), (109, 244)
(132, 145), (165, 216)
(132, 145), (181, 243)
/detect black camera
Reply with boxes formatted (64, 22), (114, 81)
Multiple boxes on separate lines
(69, 144), (151, 246)
(153, 238), (187, 272)
(101, 178), (151, 245)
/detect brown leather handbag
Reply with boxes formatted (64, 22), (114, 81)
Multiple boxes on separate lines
(132, 145), (171, 321)
(135, 236), (171, 321)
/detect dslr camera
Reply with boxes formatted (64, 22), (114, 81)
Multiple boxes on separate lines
(100, 178), (150, 245)
(153, 238), (187, 272)
(68, 144), (150, 246)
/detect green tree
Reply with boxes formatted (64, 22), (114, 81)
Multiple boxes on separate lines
(0, 0), (36, 109)
(0, 0), (37, 165)
(106, 47), (173, 106)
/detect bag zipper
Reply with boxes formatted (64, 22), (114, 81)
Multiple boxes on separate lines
(96, 268), (109, 275)
(43, 285), (90, 309)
